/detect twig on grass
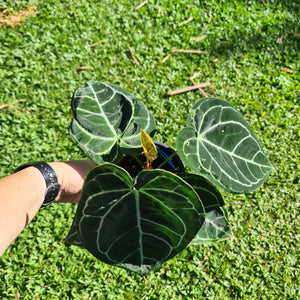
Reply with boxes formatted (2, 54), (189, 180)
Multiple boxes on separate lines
(282, 67), (293, 74)
(0, 100), (25, 112)
(76, 66), (94, 71)
(162, 49), (205, 63)
(208, 84), (216, 96)
(190, 79), (208, 97)
(0, 104), (9, 110)
(167, 83), (212, 96)
(233, 65), (241, 77)
(135, 0), (148, 10)
(174, 16), (193, 28)
(15, 289), (19, 300)
(88, 40), (107, 47)
(142, 275), (149, 284)
(190, 71), (202, 80)
(158, 7), (166, 16)
(128, 47), (140, 65)
(190, 36), (205, 42)
(189, 71), (208, 97)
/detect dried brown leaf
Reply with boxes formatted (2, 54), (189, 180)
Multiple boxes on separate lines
(0, 4), (37, 28)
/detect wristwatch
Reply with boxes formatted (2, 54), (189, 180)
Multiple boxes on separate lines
(14, 162), (60, 207)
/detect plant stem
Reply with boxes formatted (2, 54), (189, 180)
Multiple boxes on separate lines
(132, 155), (144, 168)
(157, 151), (178, 169)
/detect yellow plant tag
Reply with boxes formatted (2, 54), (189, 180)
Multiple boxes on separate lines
(140, 128), (158, 168)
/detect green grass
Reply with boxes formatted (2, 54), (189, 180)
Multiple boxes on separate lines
(0, 0), (299, 298)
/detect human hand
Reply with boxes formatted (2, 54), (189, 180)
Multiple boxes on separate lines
(49, 160), (97, 204)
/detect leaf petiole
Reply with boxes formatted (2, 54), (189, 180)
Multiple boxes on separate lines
(156, 151), (178, 170)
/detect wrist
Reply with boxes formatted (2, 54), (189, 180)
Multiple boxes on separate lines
(14, 162), (61, 207)
(11, 166), (46, 210)
(48, 160), (97, 204)
(48, 162), (64, 187)
(26, 166), (48, 205)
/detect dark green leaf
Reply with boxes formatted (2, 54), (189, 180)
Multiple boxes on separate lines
(177, 98), (273, 193)
(69, 81), (156, 164)
(191, 207), (232, 243)
(66, 164), (204, 275)
(178, 173), (232, 243)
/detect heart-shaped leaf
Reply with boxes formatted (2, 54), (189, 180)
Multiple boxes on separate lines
(177, 98), (273, 193)
(178, 173), (232, 243)
(66, 164), (204, 275)
(191, 207), (232, 243)
(69, 81), (156, 164)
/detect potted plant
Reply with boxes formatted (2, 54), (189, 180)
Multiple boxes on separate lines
(66, 81), (273, 276)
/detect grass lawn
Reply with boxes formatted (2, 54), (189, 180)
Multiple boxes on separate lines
(0, 0), (299, 298)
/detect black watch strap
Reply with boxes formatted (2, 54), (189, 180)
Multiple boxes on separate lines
(14, 162), (60, 207)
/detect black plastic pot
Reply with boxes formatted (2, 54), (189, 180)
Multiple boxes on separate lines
(153, 141), (185, 173)
(117, 141), (185, 177)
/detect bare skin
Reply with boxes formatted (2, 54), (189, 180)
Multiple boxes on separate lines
(0, 160), (97, 256)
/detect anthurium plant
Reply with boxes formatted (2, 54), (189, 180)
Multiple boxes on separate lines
(66, 80), (273, 275)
